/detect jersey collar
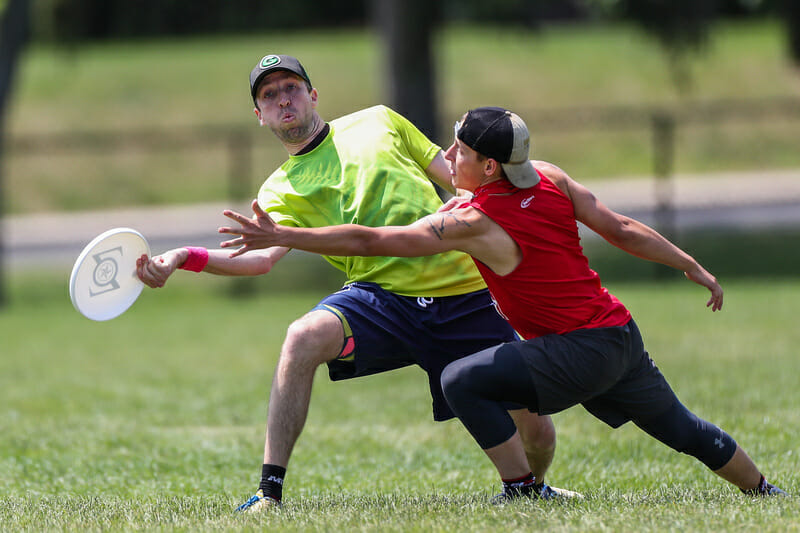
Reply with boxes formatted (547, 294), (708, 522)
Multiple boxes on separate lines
(295, 122), (331, 156)
(472, 179), (517, 200)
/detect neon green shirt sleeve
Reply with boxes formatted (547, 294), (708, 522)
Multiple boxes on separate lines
(385, 106), (441, 170)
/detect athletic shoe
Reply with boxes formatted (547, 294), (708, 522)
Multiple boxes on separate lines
(747, 481), (788, 497)
(491, 482), (583, 504)
(741, 476), (788, 497)
(235, 489), (281, 513)
(491, 486), (531, 505)
(764, 483), (788, 496)
(536, 483), (584, 501)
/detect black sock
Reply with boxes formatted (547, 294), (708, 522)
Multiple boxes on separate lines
(259, 464), (286, 501)
(502, 472), (535, 495)
(741, 474), (768, 495)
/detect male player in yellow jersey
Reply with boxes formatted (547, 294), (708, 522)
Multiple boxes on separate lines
(136, 55), (575, 511)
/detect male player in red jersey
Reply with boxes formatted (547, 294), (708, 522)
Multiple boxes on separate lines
(219, 107), (786, 501)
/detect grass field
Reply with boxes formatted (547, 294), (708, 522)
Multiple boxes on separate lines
(1, 274), (797, 531)
(3, 17), (799, 531)
(7, 19), (800, 213)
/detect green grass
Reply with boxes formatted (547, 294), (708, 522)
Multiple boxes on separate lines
(7, 19), (800, 213)
(1, 274), (798, 531)
(3, 18), (798, 530)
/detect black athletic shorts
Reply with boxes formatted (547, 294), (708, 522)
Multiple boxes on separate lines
(512, 318), (677, 427)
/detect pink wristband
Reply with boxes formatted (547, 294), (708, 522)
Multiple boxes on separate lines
(179, 247), (209, 272)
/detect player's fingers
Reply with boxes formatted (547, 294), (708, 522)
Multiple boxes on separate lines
(146, 260), (170, 286)
(219, 236), (243, 248)
(135, 260), (146, 281)
(437, 197), (460, 212)
(251, 199), (268, 218)
(218, 226), (242, 236)
(222, 209), (251, 225)
(227, 245), (248, 259)
(138, 266), (159, 288)
(707, 293), (723, 312)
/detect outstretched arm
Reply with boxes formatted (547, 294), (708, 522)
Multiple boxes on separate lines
(219, 200), (468, 257)
(536, 161), (724, 311)
(136, 245), (289, 288)
(218, 199), (519, 273)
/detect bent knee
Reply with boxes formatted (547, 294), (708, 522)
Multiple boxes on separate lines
(440, 359), (476, 397)
(282, 311), (345, 364)
(514, 412), (556, 449)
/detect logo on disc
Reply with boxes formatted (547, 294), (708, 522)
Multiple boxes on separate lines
(90, 246), (123, 296)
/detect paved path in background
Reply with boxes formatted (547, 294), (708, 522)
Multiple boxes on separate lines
(7, 169), (800, 272)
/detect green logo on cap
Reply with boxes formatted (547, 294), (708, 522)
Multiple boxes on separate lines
(260, 55), (280, 69)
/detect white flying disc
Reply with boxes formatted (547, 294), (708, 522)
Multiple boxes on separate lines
(69, 227), (150, 321)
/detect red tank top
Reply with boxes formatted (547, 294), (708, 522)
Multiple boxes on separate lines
(465, 173), (630, 339)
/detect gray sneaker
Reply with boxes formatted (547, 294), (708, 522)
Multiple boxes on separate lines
(768, 484), (787, 496)
(742, 476), (788, 497)
(759, 482), (788, 497)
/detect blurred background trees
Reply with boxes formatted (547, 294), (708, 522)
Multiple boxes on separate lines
(0, 0), (31, 306)
(2, 0), (800, 304)
(17, 0), (800, 127)
(23, 0), (797, 54)
(8, 0), (800, 133)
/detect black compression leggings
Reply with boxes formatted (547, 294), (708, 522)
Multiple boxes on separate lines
(440, 343), (536, 449)
(441, 344), (738, 471)
(634, 400), (737, 471)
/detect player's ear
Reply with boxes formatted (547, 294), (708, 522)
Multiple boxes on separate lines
(254, 106), (264, 125)
(310, 88), (319, 109)
(485, 158), (500, 177)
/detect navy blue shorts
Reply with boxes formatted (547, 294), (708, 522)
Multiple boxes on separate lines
(312, 282), (519, 421)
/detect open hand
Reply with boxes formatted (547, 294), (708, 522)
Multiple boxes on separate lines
(219, 199), (281, 258)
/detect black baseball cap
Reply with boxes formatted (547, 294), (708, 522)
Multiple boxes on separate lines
(249, 54), (312, 102)
(456, 107), (540, 188)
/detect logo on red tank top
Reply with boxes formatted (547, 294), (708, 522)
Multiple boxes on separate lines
(520, 194), (535, 208)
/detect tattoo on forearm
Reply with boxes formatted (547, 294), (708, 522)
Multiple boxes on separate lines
(426, 213), (472, 240)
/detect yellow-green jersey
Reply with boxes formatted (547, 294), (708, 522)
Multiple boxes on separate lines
(257, 105), (486, 297)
